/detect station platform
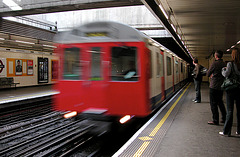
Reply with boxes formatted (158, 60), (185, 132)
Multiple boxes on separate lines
(113, 83), (240, 157)
(0, 85), (58, 104)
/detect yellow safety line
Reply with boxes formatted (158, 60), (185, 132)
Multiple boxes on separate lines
(133, 142), (150, 157)
(133, 83), (191, 156)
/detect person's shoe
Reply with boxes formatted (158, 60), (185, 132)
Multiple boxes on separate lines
(219, 131), (230, 137)
(219, 132), (224, 135)
(192, 99), (197, 102)
(208, 121), (219, 125)
(194, 100), (201, 103)
(220, 120), (225, 123)
(236, 132), (240, 135)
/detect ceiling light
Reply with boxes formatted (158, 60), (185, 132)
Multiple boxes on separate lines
(16, 40), (34, 44)
(178, 34), (181, 40)
(159, 4), (168, 20)
(181, 41), (185, 46)
(171, 24), (176, 32)
(3, 0), (22, 11)
(43, 44), (56, 48)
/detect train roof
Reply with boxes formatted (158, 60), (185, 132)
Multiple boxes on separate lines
(54, 21), (148, 44)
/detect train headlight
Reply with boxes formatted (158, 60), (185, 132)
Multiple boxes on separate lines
(64, 111), (77, 118)
(119, 115), (131, 124)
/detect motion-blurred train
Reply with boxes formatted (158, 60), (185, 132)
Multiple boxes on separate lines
(53, 21), (189, 124)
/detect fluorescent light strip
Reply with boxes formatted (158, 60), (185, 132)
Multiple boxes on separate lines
(178, 34), (181, 40)
(43, 44), (56, 48)
(159, 4), (169, 20)
(16, 40), (34, 44)
(3, 0), (22, 11)
(171, 24), (176, 32)
(181, 41), (185, 46)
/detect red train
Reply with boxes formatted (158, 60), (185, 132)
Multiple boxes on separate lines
(53, 21), (188, 123)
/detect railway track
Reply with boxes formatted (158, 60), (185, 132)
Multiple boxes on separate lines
(0, 96), (53, 126)
(0, 112), (99, 157)
(0, 95), (143, 157)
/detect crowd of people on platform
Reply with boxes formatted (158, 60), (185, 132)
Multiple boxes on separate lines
(192, 48), (240, 137)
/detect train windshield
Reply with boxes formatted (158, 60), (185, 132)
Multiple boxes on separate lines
(63, 47), (81, 80)
(111, 46), (138, 81)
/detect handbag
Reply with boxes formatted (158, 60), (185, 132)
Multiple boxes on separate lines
(221, 62), (240, 90)
(200, 67), (208, 76)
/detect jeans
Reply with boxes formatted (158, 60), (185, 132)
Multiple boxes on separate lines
(223, 88), (240, 135)
(194, 79), (201, 102)
(209, 88), (226, 124)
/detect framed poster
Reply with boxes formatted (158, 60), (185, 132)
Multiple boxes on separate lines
(27, 60), (33, 75)
(0, 58), (6, 77)
(15, 59), (22, 75)
(38, 57), (48, 83)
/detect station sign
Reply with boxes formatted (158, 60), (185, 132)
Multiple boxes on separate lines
(0, 58), (6, 77)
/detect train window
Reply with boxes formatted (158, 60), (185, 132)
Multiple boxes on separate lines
(175, 61), (179, 74)
(181, 62), (183, 73)
(111, 46), (138, 81)
(156, 53), (160, 77)
(63, 47), (81, 80)
(167, 56), (172, 76)
(90, 47), (102, 81)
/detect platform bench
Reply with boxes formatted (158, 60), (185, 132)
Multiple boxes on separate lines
(0, 77), (20, 89)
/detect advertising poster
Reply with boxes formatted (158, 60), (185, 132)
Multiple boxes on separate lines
(0, 58), (6, 77)
(15, 59), (22, 75)
(27, 60), (33, 75)
(38, 57), (48, 83)
(51, 60), (58, 81)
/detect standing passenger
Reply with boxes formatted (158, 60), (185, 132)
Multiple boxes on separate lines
(192, 58), (203, 103)
(207, 50), (226, 125)
(219, 48), (240, 136)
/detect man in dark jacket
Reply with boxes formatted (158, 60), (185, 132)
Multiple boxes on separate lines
(192, 58), (203, 103)
(207, 50), (226, 125)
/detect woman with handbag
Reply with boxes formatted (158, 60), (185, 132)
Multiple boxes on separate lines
(219, 48), (240, 136)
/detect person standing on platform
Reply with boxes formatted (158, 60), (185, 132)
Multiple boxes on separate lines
(219, 48), (240, 136)
(207, 50), (226, 125)
(192, 58), (203, 103)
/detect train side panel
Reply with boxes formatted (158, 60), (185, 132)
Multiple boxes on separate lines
(148, 45), (163, 109)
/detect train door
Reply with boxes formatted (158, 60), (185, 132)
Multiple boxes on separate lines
(172, 56), (175, 92)
(83, 44), (108, 111)
(57, 44), (108, 112)
(107, 42), (150, 116)
(164, 53), (173, 97)
(160, 50), (165, 100)
(174, 57), (180, 90)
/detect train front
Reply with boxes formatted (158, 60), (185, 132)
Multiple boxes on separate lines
(54, 21), (151, 123)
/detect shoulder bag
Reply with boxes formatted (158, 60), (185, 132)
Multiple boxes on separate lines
(221, 62), (240, 91)
(200, 67), (208, 76)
